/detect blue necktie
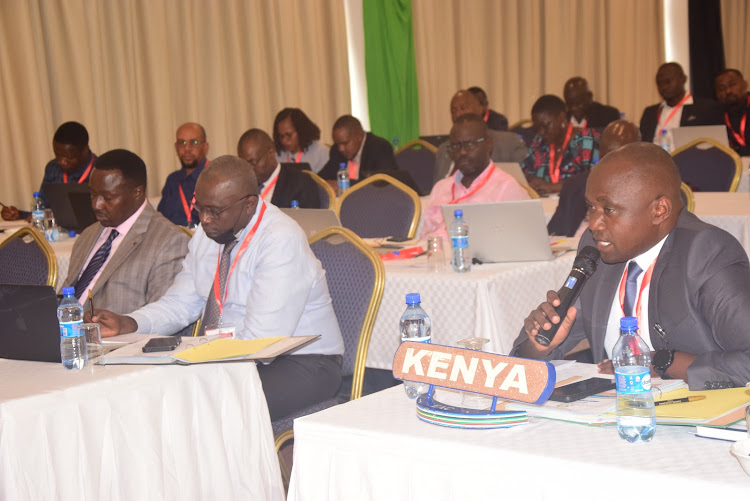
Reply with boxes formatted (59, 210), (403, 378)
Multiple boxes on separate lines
(74, 229), (119, 299)
(623, 261), (643, 317)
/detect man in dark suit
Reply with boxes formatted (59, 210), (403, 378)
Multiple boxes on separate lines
(639, 62), (723, 143)
(467, 86), (509, 131)
(563, 77), (620, 129)
(237, 129), (320, 209)
(319, 115), (397, 181)
(715, 68), (750, 156)
(513, 143), (750, 390)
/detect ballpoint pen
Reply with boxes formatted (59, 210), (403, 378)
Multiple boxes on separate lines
(654, 396), (706, 406)
(87, 290), (95, 319)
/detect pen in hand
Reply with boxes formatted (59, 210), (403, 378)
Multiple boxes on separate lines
(654, 395), (706, 406)
(87, 290), (95, 320)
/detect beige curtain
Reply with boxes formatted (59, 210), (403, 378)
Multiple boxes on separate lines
(721, 0), (750, 73)
(412, 0), (664, 135)
(0, 0), (350, 206)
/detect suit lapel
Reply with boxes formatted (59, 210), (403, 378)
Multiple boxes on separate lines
(69, 224), (105, 281)
(647, 227), (676, 349)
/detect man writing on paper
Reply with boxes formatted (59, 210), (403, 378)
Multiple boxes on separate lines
(93, 156), (344, 419)
(512, 143), (750, 390)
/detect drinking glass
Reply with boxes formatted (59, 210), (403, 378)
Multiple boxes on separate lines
(457, 337), (491, 409)
(426, 236), (446, 272)
(79, 323), (103, 369)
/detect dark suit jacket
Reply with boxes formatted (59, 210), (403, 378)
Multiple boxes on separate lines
(486, 109), (509, 131)
(639, 97), (723, 142)
(570, 101), (620, 129)
(319, 132), (397, 180)
(512, 211), (750, 390)
(269, 164), (321, 208)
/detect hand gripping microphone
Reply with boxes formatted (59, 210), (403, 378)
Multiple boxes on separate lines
(535, 246), (600, 347)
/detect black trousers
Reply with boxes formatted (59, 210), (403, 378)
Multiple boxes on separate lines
(256, 354), (342, 421)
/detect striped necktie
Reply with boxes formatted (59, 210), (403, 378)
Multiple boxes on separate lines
(199, 239), (239, 335)
(623, 261), (643, 317)
(74, 229), (119, 299)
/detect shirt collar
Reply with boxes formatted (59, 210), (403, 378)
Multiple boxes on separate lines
(353, 133), (367, 165)
(263, 163), (281, 187)
(453, 161), (494, 188)
(660, 94), (694, 109)
(111, 199), (148, 236)
(627, 233), (670, 272)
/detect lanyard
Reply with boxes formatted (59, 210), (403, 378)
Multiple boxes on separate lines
(724, 95), (750, 148)
(260, 175), (278, 199)
(287, 151), (302, 163)
(656, 93), (692, 131)
(579, 118), (588, 129)
(618, 259), (657, 324)
(483, 109), (490, 123)
(212, 201), (267, 320)
(176, 159), (209, 224)
(450, 166), (495, 204)
(547, 122), (574, 184)
(348, 160), (358, 180)
(63, 156), (94, 184)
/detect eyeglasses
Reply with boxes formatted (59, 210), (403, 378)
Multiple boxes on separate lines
(191, 194), (253, 219)
(447, 137), (486, 154)
(175, 139), (205, 148)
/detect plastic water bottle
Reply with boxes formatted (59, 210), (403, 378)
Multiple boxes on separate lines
(658, 129), (673, 153)
(337, 162), (350, 196)
(58, 286), (86, 370)
(612, 316), (655, 442)
(399, 293), (432, 399)
(290, 200), (300, 209)
(449, 209), (471, 273)
(31, 192), (46, 232)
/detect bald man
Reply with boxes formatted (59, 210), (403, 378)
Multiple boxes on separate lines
(157, 123), (210, 226)
(563, 77), (620, 129)
(547, 120), (642, 237)
(639, 62), (723, 143)
(514, 142), (750, 390)
(94, 156), (344, 420)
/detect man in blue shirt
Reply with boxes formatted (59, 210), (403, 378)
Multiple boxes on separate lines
(2, 121), (95, 221)
(156, 122), (210, 226)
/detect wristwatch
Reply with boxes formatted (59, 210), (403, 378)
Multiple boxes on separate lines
(652, 349), (675, 378)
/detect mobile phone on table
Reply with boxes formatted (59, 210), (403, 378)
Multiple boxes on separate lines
(548, 377), (616, 403)
(142, 336), (181, 353)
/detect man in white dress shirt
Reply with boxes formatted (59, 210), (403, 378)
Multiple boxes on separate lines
(93, 155), (344, 420)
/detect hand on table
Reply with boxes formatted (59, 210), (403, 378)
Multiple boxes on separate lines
(91, 309), (138, 337)
(1, 205), (20, 221)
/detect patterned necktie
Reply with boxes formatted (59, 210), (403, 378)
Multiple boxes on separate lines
(623, 261), (643, 317)
(199, 239), (239, 334)
(74, 229), (119, 299)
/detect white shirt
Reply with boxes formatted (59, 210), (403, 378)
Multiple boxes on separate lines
(76, 199), (148, 305)
(260, 164), (281, 203)
(129, 200), (344, 355)
(652, 94), (694, 144)
(603, 234), (669, 358)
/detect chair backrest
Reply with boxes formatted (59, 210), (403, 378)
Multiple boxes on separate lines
(0, 227), (57, 287)
(394, 139), (438, 196)
(309, 227), (385, 400)
(680, 181), (695, 212)
(337, 173), (421, 239)
(509, 118), (536, 147)
(671, 138), (742, 192)
(302, 170), (336, 210)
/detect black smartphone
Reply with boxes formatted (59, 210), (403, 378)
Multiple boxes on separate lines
(548, 377), (616, 403)
(142, 337), (181, 353)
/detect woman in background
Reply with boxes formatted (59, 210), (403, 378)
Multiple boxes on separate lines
(273, 108), (329, 173)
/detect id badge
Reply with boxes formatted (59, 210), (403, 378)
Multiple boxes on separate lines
(205, 326), (236, 338)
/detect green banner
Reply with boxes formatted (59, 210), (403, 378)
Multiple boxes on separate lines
(362, 0), (420, 150)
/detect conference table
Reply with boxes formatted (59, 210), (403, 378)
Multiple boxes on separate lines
(288, 386), (750, 500)
(0, 358), (284, 500)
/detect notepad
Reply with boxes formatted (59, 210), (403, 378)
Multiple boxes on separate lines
(653, 387), (750, 426)
(174, 337), (285, 363)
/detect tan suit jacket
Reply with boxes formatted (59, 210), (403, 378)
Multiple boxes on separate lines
(64, 202), (189, 314)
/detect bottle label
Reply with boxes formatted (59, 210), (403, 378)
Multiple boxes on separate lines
(32, 209), (45, 220)
(401, 336), (431, 344)
(451, 236), (468, 249)
(60, 320), (83, 338)
(614, 367), (651, 394)
(338, 179), (350, 191)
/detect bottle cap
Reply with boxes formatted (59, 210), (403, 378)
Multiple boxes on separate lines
(660, 129), (667, 135)
(291, 200), (299, 208)
(454, 209), (463, 218)
(68, 230), (76, 238)
(62, 286), (75, 296)
(405, 292), (421, 305)
(33, 191), (40, 197)
(620, 316), (638, 330)
(339, 162), (346, 169)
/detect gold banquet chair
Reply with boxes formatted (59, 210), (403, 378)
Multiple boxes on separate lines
(0, 227), (57, 287)
(680, 182), (695, 212)
(394, 139), (438, 196)
(273, 226), (385, 486)
(671, 138), (742, 192)
(301, 170), (337, 210)
(337, 173), (421, 239)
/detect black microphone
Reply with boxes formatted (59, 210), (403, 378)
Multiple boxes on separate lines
(534, 246), (600, 347)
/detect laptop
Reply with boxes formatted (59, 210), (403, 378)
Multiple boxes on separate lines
(280, 208), (341, 239)
(43, 182), (96, 233)
(0, 284), (61, 363)
(440, 199), (553, 263)
(670, 125), (730, 150)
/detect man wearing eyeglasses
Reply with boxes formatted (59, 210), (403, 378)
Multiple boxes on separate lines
(156, 122), (210, 226)
(421, 114), (530, 240)
(92, 155), (344, 421)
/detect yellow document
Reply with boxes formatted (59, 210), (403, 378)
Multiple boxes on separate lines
(655, 387), (750, 423)
(174, 337), (286, 363)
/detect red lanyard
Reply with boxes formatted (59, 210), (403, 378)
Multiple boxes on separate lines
(287, 151), (302, 163)
(260, 175), (278, 198)
(348, 160), (358, 180)
(483, 109), (490, 123)
(450, 166), (495, 204)
(724, 95), (750, 148)
(212, 201), (267, 319)
(579, 118), (588, 129)
(548, 122), (574, 184)
(656, 93), (692, 131)
(63, 156), (94, 184)
(177, 159), (209, 224)
(618, 259), (657, 323)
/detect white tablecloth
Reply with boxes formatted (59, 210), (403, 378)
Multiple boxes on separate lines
(289, 386), (749, 500)
(0, 360), (284, 500)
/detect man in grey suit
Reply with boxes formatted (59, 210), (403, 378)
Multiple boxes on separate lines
(513, 142), (750, 390)
(434, 90), (527, 182)
(64, 149), (189, 314)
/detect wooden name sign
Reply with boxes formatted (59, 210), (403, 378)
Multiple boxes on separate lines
(392, 342), (556, 405)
